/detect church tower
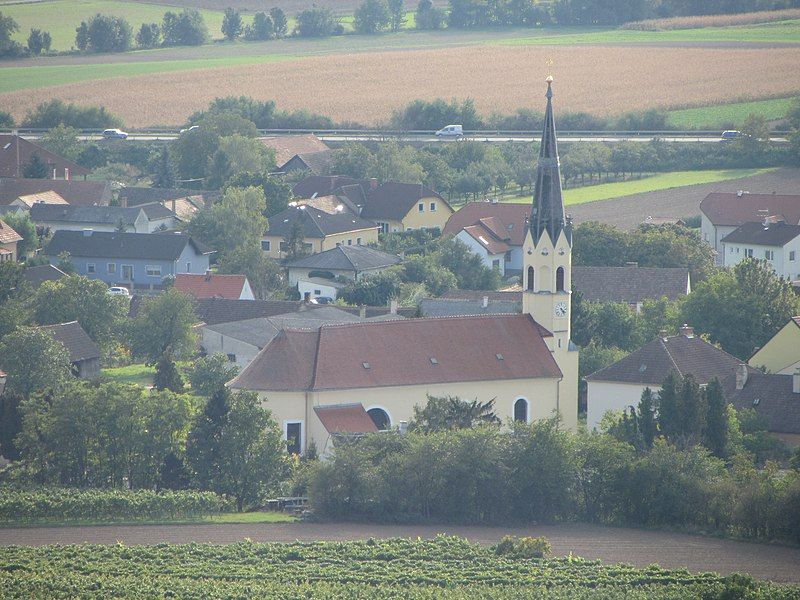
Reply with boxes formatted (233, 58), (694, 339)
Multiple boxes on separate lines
(522, 76), (578, 429)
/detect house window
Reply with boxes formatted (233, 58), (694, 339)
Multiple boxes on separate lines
(418, 203), (424, 212)
(347, 239), (352, 246)
(790, 250), (796, 261)
(145, 265), (162, 277)
(492, 259), (500, 270)
(556, 267), (565, 292)
(377, 222), (389, 234)
(226, 353), (236, 362)
(314, 289), (322, 295)
(745, 248), (753, 258)
(186, 262), (191, 272)
(430, 202), (436, 211)
(121, 265), (133, 280)
(526, 266), (534, 291)
(279, 241), (288, 252)
(86, 263), (96, 274)
(367, 407), (391, 431)
(261, 240), (271, 251)
(765, 250), (774, 260)
(285, 421), (303, 455)
(107, 263), (116, 274)
(505, 251), (512, 263)
(514, 398), (529, 423)
(356, 237), (362, 245)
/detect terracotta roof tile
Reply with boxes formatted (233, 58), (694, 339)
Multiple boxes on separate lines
(262, 134), (330, 166)
(314, 403), (379, 434)
(443, 202), (531, 246)
(462, 223), (510, 255)
(0, 178), (111, 206)
(174, 274), (249, 300)
(700, 193), (800, 227)
(0, 135), (89, 179)
(0, 219), (22, 244)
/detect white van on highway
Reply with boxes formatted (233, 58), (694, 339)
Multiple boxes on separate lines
(435, 124), (463, 138)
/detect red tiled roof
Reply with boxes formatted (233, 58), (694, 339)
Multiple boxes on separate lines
(174, 274), (248, 300)
(0, 135), (90, 179)
(0, 218), (22, 244)
(314, 404), (379, 434)
(700, 193), (800, 227)
(443, 202), (531, 246)
(261, 134), (330, 166)
(230, 314), (560, 392)
(462, 223), (510, 255)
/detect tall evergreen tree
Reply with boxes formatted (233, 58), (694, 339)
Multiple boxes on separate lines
(270, 7), (288, 37)
(221, 7), (243, 41)
(152, 145), (176, 188)
(703, 378), (728, 459)
(637, 387), (657, 450)
(153, 353), (184, 393)
(656, 371), (680, 441)
(677, 373), (704, 447)
(186, 386), (230, 490)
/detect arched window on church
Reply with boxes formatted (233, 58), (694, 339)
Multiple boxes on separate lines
(527, 266), (535, 291)
(556, 267), (565, 292)
(514, 398), (528, 423)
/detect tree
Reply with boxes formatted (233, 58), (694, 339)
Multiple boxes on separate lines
(188, 354), (238, 396)
(27, 28), (51, 54)
(282, 217), (309, 261)
(0, 261), (26, 305)
(151, 145), (176, 188)
(333, 143), (374, 178)
(296, 6), (337, 37)
(637, 387), (657, 450)
(76, 14), (132, 53)
(340, 269), (402, 306)
(225, 171), (291, 218)
(217, 243), (283, 300)
(682, 258), (800, 359)
(0, 327), (71, 397)
(205, 135), (275, 189)
(270, 7), (288, 37)
(703, 378), (728, 459)
(222, 7), (243, 41)
(415, 0), (444, 29)
(34, 276), (126, 346)
(75, 21), (89, 51)
(355, 0), (391, 34)
(245, 12), (274, 40)
(436, 238), (501, 290)
(1, 213), (37, 258)
(410, 394), (500, 432)
(0, 391), (24, 460)
(135, 22), (160, 48)
(41, 124), (81, 161)
(130, 289), (197, 363)
(0, 11), (23, 57)
(162, 9), (209, 46)
(23, 153), (48, 178)
(187, 186), (268, 256)
(0, 111), (13, 128)
(21, 99), (122, 129)
(153, 354), (184, 393)
(186, 387), (229, 490)
(388, 0), (405, 30)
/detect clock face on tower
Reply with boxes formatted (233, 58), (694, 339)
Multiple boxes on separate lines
(554, 301), (568, 318)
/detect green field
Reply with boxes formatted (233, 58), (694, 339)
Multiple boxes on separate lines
(1, 536), (795, 599)
(101, 363), (155, 386)
(3, 511), (295, 528)
(505, 168), (774, 206)
(666, 97), (796, 128)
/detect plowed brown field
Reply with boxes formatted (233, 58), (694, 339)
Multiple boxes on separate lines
(4, 45), (800, 126)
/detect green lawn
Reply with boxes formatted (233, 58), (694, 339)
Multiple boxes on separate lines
(0, 0), (248, 51)
(101, 363), (155, 386)
(666, 97), (796, 128)
(505, 168), (774, 206)
(1, 511), (296, 528)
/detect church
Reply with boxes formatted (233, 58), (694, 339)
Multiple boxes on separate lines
(229, 78), (579, 454)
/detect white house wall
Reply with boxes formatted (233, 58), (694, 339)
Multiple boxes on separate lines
(201, 329), (262, 370)
(723, 238), (800, 280)
(455, 230), (505, 276)
(297, 279), (340, 301)
(587, 380), (653, 431)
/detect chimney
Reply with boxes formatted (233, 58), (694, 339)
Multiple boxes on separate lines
(369, 178), (378, 190)
(389, 299), (398, 315)
(679, 324), (694, 338)
(205, 270), (212, 281)
(482, 295), (489, 308)
(793, 368), (800, 394)
(52, 168), (56, 180)
(658, 329), (668, 340)
(64, 167), (70, 181)
(82, 229), (93, 237)
(359, 305), (366, 319)
(736, 363), (749, 391)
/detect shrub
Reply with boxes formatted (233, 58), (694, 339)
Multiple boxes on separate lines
(494, 535), (551, 559)
(296, 6), (337, 37)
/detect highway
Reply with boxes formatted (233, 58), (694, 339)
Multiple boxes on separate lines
(7, 129), (790, 144)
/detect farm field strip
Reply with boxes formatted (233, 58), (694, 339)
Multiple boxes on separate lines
(666, 97), (797, 128)
(3, 45), (798, 127)
(504, 169), (774, 206)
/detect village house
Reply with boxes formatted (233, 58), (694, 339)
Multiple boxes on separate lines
(585, 326), (748, 430)
(118, 187), (218, 221)
(9, 190), (69, 208)
(230, 78), (579, 454)
(30, 203), (176, 234)
(0, 134), (90, 180)
(262, 134), (333, 174)
(24, 264), (66, 289)
(261, 204), (379, 260)
(38, 321), (101, 379)
(0, 178), (112, 207)
(292, 176), (454, 233)
(699, 192), (800, 255)
(443, 202), (533, 276)
(721, 217), (800, 281)
(571, 264), (691, 311)
(44, 230), (213, 292)
(749, 316), (800, 375)
(174, 273), (255, 301)
(0, 218), (23, 262)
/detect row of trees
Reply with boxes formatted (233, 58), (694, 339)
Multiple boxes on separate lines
(0, 12), (49, 57)
(221, 7), (288, 41)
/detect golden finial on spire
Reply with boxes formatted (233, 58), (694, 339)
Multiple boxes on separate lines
(545, 58), (554, 82)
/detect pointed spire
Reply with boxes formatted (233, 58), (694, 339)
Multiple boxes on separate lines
(530, 76), (571, 246)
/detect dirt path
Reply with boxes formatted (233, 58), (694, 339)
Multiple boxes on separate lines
(1, 521), (799, 583)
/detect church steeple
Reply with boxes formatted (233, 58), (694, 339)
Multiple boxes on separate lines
(530, 77), (571, 247)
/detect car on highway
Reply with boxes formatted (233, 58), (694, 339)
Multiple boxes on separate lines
(309, 296), (334, 305)
(107, 286), (131, 297)
(720, 130), (742, 141)
(180, 125), (200, 135)
(102, 128), (128, 140)
(435, 124), (463, 138)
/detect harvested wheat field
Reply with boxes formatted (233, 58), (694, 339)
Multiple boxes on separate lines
(4, 45), (800, 127)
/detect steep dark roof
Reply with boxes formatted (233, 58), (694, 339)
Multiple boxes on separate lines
(44, 231), (211, 261)
(138, 202), (176, 220)
(442, 290), (523, 302)
(285, 244), (402, 272)
(725, 372), (800, 435)
(530, 80), (571, 246)
(118, 187), (219, 207)
(0, 135), (90, 179)
(700, 193), (800, 227)
(38, 321), (100, 363)
(30, 203), (144, 226)
(572, 266), (690, 304)
(587, 332), (744, 385)
(292, 175), (368, 199)
(194, 298), (311, 325)
(0, 178), (111, 206)
(280, 150), (333, 174)
(361, 182), (447, 222)
(230, 314), (559, 392)
(420, 298), (521, 317)
(266, 205), (377, 239)
(262, 134), (330, 166)
(24, 264), (66, 288)
(721, 220), (800, 246)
